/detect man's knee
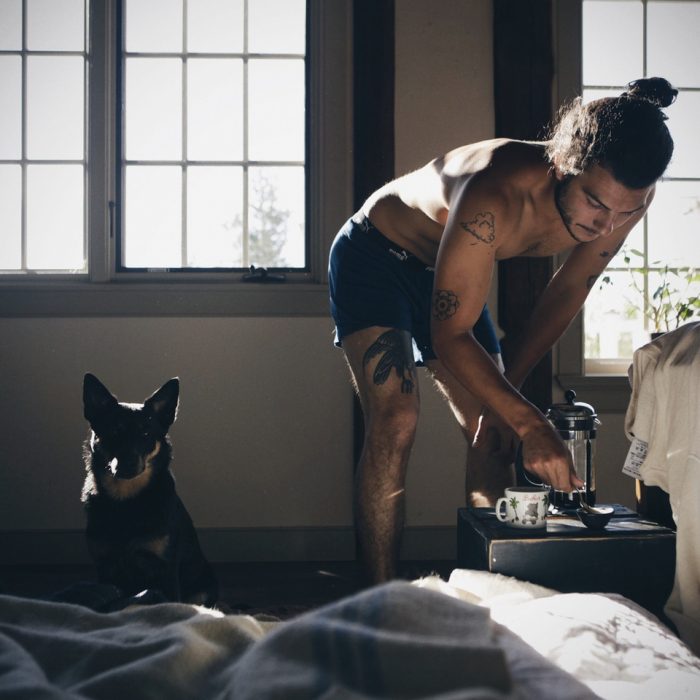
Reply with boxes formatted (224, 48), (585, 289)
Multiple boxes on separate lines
(365, 401), (419, 447)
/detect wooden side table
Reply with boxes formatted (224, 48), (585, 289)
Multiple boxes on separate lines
(457, 506), (676, 616)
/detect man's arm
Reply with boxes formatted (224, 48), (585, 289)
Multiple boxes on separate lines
(430, 176), (580, 492)
(504, 210), (647, 391)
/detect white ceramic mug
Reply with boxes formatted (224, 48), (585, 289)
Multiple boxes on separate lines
(495, 486), (549, 529)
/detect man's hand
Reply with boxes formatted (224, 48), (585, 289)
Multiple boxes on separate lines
(520, 422), (583, 493)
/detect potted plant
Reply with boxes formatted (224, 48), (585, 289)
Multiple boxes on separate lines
(601, 248), (700, 337)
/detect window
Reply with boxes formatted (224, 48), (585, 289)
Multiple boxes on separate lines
(0, 0), (351, 316)
(120, 0), (306, 271)
(0, 0), (87, 273)
(580, 0), (700, 374)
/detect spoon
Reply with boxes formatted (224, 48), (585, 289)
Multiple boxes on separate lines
(577, 489), (609, 515)
(576, 489), (614, 529)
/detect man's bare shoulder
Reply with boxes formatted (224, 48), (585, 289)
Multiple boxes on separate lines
(436, 139), (548, 184)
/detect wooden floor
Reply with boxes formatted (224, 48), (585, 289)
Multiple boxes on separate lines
(0, 559), (455, 619)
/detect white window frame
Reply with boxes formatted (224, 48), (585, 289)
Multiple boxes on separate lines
(553, 0), (636, 411)
(0, 0), (353, 317)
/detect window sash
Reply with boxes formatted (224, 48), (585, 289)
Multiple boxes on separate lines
(117, 1), (309, 273)
(0, 0), (89, 275)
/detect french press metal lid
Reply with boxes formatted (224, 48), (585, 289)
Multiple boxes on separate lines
(545, 389), (598, 436)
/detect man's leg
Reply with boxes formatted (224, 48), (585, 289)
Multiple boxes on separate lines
(426, 357), (515, 507)
(342, 326), (420, 584)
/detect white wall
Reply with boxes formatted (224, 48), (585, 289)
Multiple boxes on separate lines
(394, 0), (494, 173)
(0, 317), (353, 531)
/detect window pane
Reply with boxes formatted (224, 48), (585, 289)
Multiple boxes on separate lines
(665, 91), (700, 179)
(582, 1), (643, 86)
(0, 56), (21, 159)
(249, 0), (306, 54)
(585, 269), (647, 360)
(27, 0), (84, 51)
(582, 88), (623, 106)
(248, 59), (304, 161)
(126, 58), (182, 160)
(0, 0), (22, 50)
(249, 166), (304, 267)
(648, 1), (700, 87)
(646, 268), (700, 333)
(27, 56), (84, 160)
(187, 59), (243, 161)
(0, 165), (21, 269)
(608, 217), (645, 267)
(648, 180), (700, 267)
(124, 165), (181, 268)
(26, 164), (84, 270)
(187, 0), (243, 53)
(126, 0), (182, 53)
(187, 166), (243, 267)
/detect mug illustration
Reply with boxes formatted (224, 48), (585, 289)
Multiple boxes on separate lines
(496, 489), (549, 528)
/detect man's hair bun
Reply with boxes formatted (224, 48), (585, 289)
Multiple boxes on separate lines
(547, 75), (676, 188)
(623, 77), (678, 108)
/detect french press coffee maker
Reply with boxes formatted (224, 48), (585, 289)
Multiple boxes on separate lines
(517, 389), (600, 509)
(545, 389), (600, 508)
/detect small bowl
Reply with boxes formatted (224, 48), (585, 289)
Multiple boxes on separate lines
(577, 506), (614, 530)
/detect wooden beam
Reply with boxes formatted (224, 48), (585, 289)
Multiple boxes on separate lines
(493, 0), (555, 412)
(352, 0), (395, 466)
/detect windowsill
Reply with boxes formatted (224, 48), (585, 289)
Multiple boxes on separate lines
(556, 373), (632, 413)
(0, 280), (330, 318)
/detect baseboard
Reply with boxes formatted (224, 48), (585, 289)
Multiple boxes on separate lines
(0, 526), (457, 566)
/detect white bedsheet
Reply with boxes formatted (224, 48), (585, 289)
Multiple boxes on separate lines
(417, 570), (700, 699)
(1, 570), (700, 699)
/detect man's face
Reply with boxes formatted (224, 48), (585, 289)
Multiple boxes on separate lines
(554, 164), (654, 244)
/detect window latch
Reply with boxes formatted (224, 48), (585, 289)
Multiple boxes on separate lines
(242, 265), (286, 283)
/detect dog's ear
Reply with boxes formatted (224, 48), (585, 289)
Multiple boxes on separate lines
(145, 378), (180, 430)
(83, 373), (118, 425)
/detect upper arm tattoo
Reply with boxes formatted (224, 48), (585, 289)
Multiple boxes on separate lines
(432, 289), (460, 321)
(460, 212), (495, 245)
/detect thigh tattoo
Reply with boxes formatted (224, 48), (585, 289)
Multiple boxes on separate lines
(362, 330), (416, 394)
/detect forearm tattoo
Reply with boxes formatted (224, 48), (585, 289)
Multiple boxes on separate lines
(599, 241), (623, 259)
(433, 289), (460, 320)
(362, 330), (416, 394)
(586, 274), (599, 290)
(460, 212), (495, 245)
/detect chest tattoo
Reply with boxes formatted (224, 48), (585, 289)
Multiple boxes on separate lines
(521, 241), (541, 255)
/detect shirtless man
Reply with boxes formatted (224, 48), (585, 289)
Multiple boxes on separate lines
(329, 77), (677, 583)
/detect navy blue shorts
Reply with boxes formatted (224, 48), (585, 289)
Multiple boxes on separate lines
(328, 215), (501, 364)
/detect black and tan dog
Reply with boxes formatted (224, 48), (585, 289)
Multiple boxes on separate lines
(81, 373), (218, 606)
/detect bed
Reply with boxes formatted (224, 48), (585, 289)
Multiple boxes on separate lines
(2, 569), (700, 699)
